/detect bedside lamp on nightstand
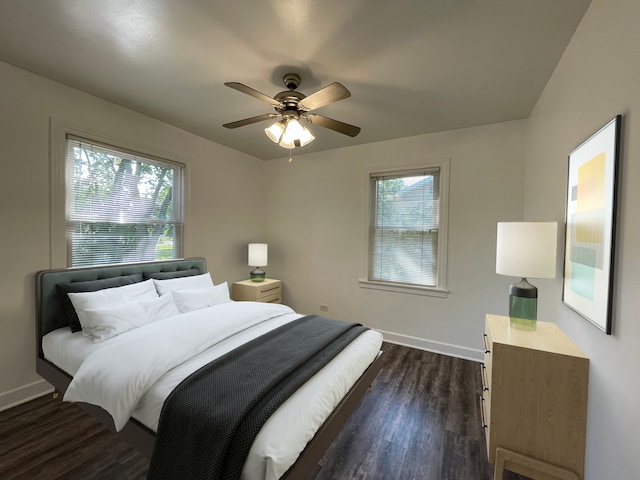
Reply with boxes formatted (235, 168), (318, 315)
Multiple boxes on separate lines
(248, 243), (268, 282)
(496, 222), (557, 327)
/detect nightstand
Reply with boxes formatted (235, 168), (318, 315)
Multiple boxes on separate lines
(232, 278), (282, 304)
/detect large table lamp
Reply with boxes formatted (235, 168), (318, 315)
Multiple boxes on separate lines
(496, 222), (558, 323)
(248, 243), (268, 282)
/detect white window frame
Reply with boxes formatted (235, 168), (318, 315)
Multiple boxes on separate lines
(359, 159), (449, 297)
(50, 119), (187, 268)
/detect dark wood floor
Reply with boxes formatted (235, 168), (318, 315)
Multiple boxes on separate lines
(0, 343), (526, 479)
(310, 343), (492, 480)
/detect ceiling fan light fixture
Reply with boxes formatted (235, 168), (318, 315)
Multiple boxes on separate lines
(283, 117), (304, 138)
(265, 121), (285, 143)
(281, 118), (315, 147)
(278, 137), (296, 149)
(265, 118), (315, 148)
(296, 126), (315, 147)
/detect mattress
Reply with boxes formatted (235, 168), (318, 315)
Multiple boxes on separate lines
(43, 302), (383, 480)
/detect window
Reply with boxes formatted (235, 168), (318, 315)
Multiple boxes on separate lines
(65, 136), (184, 267)
(362, 162), (448, 295)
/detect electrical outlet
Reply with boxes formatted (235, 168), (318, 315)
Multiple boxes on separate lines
(320, 304), (329, 312)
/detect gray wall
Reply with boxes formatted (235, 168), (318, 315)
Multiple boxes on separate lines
(524, 0), (640, 478)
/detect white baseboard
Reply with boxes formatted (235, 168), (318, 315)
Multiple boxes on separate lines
(378, 329), (484, 362)
(0, 379), (53, 412)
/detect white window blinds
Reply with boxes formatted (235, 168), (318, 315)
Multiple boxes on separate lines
(369, 167), (441, 287)
(66, 136), (184, 267)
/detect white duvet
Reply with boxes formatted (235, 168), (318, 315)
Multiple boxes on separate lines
(45, 301), (383, 480)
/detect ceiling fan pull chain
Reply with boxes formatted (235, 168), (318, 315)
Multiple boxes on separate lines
(288, 148), (294, 164)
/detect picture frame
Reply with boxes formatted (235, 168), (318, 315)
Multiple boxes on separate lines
(562, 115), (621, 334)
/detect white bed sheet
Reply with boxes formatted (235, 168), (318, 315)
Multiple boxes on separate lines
(43, 303), (382, 480)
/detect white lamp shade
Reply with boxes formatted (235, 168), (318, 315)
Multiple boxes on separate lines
(496, 222), (557, 278)
(248, 243), (268, 267)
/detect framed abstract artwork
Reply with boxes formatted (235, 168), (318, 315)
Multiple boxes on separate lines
(562, 115), (621, 334)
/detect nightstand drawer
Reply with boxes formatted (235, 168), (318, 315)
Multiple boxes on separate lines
(254, 283), (281, 300)
(232, 279), (282, 304)
(258, 292), (282, 303)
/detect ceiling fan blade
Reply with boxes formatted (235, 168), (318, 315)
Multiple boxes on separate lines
(307, 114), (361, 137)
(224, 82), (281, 107)
(223, 113), (278, 129)
(299, 82), (351, 111)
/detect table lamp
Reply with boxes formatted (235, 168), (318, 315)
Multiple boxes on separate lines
(496, 222), (557, 325)
(248, 243), (268, 282)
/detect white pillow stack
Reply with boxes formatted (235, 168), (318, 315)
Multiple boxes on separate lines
(79, 294), (179, 342)
(153, 273), (231, 313)
(68, 279), (180, 342)
(67, 273), (232, 342)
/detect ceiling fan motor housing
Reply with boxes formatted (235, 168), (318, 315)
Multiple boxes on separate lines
(274, 90), (305, 113)
(282, 73), (301, 90)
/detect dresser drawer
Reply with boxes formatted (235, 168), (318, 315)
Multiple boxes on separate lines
(481, 330), (493, 452)
(482, 331), (493, 388)
(479, 393), (490, 454)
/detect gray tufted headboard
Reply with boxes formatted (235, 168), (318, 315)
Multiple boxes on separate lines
(36, 257), (207, 355)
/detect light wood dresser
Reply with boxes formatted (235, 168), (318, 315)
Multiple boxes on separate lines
(481, 314), (589, 480)
(231, 278), (282, 304)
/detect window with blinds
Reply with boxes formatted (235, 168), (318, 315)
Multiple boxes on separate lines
(368, 167), (442, 288)
(66, 136), (184, 267)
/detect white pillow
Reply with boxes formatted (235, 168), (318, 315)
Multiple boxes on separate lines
(68, 279), (159, 336)
(81, 294), (180, 342)
(153, 273), (214, 296)
(170, 282), (231, 313)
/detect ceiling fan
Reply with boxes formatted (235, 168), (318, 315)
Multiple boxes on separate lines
(223, 73), (361, 149)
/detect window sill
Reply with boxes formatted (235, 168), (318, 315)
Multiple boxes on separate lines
(358, 279), (448, 298)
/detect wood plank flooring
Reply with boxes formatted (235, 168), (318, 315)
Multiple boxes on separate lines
(0, 343), (527, 479)
(310, 343), (495, 480)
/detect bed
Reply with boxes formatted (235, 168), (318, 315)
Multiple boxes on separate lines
(35, 257), (384, 480)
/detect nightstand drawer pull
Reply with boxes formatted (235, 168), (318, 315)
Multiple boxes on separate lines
(482, 333), (490, 354)
(259, 286), (280, 294)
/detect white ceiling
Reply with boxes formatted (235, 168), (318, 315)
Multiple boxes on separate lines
(0, 0), (591, 160)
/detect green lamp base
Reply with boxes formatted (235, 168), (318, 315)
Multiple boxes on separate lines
(250, 267), (265, 282)
(509, 294), (537, 319)
(508, 278), (538, 330)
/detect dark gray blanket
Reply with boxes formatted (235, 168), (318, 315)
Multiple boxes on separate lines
(146, 315), (367, 480)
